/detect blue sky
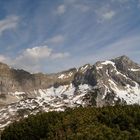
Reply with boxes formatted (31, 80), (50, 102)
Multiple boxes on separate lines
(0, 0), (140, 73)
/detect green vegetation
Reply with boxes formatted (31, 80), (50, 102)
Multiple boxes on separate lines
(1, 105), (140, 140)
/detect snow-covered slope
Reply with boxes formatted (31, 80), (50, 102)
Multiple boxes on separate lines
(0, 84), (91, 130)
(0, 55), (140, 130)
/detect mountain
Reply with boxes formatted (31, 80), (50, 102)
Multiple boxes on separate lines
(0, 55), (140, 130)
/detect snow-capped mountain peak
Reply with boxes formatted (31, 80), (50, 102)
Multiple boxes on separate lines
(0, 56), (140, 130)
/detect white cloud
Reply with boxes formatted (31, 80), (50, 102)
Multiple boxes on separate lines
(56, 4), (66, 15)
(23, 46), (52, 59)
(0, 45), (69, 72)
(0, 15), (19, 35)
(102, 11), (115, 20)
(46, 35), (65, 45)
(18, 45), (69, 61)
(96, 5), (116, 23)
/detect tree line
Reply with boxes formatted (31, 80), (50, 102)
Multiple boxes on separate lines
(1, 105), (140, 140)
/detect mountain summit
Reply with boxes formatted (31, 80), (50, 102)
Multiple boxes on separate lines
(0, 56), (140, 130)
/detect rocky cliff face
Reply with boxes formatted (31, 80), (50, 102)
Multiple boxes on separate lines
(0, 55), (140, 130)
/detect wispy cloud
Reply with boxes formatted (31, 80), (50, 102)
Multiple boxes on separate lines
(51, 52), (69, 59)
(81, 35), (140, 64)
(46, 35), (65, 45)
(96, 6), (116, 22)
(0, 15), (19, 35)
(56, 4), (66, 15)
(102, 10), (116, 20)
(100, 35), (140, 57)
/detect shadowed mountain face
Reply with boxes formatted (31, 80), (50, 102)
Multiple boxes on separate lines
(0, 64), (77, 94)
(0, 55), (140, 130)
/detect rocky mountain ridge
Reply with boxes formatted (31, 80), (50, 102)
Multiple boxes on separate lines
(0, 55), (140, 130)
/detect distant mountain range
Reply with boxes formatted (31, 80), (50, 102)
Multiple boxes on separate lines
(0, 55), (140, 130)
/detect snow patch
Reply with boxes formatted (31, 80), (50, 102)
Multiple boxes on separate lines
(108, 79), (140, 104)
(58, 74), (65, 79)
(96, 66), (103, 70)
(58, 72), (73, 79)
(101, 61), (115, 65)
(80, 65), (90, 72)
(129, 68), (140, 72)
(0, 121), (11, 129)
